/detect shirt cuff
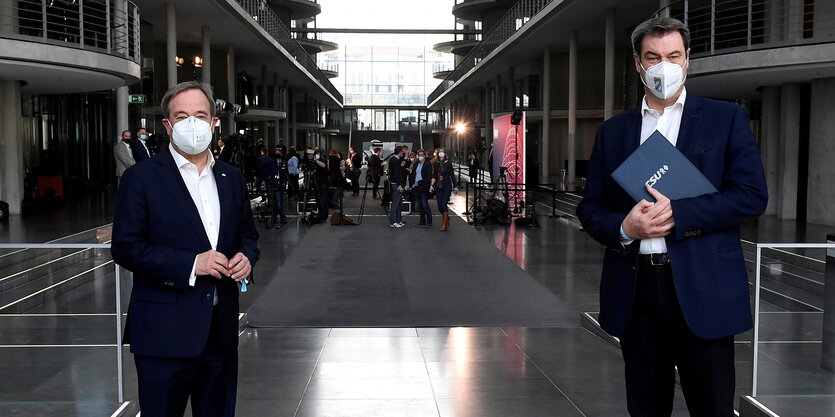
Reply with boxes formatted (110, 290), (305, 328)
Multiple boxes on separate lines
(189, 255), (198, 287)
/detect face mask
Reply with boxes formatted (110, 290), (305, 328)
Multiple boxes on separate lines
(418, 156), (425, 162)
(640, 60), (686, 100)
(439, 152), (446, 158)
(169, 116), (213, 155)
(139, 134), (149, 141)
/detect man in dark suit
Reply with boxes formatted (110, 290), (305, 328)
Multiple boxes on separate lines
(215, 137), (233, 163)
(367, 148), (382, 199)
(129, 127), (152, 163)
(111, 81), (259, 417)
(576, 17), (767, 417)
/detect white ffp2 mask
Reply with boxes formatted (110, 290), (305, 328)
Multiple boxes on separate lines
(641, 60), (686, 100)
(170, 117), (213, 155)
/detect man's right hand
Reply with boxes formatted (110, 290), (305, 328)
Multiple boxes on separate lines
(622, 197), (673, 239)
(196, 250), (230, 278)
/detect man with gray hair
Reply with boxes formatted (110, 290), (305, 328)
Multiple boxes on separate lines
(577, 16), (767, 416)
(112, 81), (259, 417)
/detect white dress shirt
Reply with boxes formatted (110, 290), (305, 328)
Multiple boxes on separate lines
(169, 146), (221, 287)
(638, 88), (687, 254)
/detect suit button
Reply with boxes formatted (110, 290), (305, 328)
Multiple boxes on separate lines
(206, 293), (212, 299)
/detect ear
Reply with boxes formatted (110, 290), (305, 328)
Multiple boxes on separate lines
(633, 53), (643, 74)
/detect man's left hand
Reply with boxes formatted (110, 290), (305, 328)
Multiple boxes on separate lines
(228, 253), (251, 281)
(644, 185), (675, 230)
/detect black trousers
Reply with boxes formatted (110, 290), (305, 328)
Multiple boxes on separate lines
(134, 308), (238, 417)
(619, 261), (736, 417)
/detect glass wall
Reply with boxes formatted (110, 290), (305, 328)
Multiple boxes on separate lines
(320, 34), (453, 106)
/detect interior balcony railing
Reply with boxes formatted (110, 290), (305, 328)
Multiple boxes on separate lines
(428, 0), (553, 105)
(235, 0), (342, 103)
(664, 0), (835, 56)
(0, 0), (140, 64)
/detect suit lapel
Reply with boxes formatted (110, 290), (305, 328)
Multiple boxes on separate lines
(213, 162), (235, 251)
(625, 107), (642, 157)
(154, 150), (212, 249)
(676, 93), (703, 157)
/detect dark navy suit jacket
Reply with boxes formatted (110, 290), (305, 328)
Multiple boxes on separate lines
(112, 147), (259, 358)
(129, 137), (151, 162)
(577, 93), (767, 340)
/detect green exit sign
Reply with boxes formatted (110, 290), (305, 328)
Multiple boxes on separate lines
(128, 94), (146, 104)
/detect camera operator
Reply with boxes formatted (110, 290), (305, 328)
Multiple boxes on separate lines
(255, 145), (288, 227)
(368, 148), (382, 199)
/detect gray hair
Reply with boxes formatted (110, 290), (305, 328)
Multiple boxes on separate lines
(631, 17), (690, 56)
(160, 81), (215, 119)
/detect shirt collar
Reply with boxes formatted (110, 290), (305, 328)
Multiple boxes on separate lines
(169, 145), (215, 171)
(641, 87), (687, 116)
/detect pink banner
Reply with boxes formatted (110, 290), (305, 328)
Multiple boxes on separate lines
(492, 113), (525, 204)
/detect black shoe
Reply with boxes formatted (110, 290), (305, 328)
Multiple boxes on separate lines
(414, 223), (425, 228)
(281, 219), (288, 224)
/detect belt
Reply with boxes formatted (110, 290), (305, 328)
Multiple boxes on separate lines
(639, 253), (671, 266)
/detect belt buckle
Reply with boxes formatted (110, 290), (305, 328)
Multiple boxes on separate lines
(650, 253), (667, 266)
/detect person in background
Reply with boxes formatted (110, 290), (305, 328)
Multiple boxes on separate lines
(433, 147), (455, 232)
(367, 147), (382, 199)
(215, 137), (232, 163)
(387, 145), (407, 228)
(349, 146), (362, 196)
(114, 129), (135, 189)
(286, 147), (300, 201)
(111, 81), (259, 417)
(312, 148), (330, 222)
(255, 145), (287, 228)
(409, 149), (435, 228)
(328, 149), (345, 209)
(576, 17), (768, 417)
(130, 127), (152, 163)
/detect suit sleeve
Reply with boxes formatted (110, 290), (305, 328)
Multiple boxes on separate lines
(236, 173), (260, 276)
(670, 106), (768, 239)
(576, 126), (632, 250)
(111, 168), (196, 290)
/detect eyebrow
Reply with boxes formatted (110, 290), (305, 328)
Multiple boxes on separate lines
(173, 110), (209, 116)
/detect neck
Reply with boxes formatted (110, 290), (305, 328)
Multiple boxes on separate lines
(174, 145), (210, 173)
(644, 88), (682, 114)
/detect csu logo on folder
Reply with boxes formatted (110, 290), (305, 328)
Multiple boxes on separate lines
(611, 131), (717, 202)
(645, 165), (670, 187)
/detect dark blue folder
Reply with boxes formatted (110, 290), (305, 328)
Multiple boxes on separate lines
(611, 130), (717, 202)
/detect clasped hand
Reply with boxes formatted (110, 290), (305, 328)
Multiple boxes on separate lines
(622, 185), (675, 239)
(196, 250), (251, 281)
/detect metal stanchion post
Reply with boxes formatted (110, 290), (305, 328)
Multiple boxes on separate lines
(824, 234), (835, 372)
(463, 181), (471, 215)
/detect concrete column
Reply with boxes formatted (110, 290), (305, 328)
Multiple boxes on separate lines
(508, 67), (515, 108)
(291, 95), (297, 146)
(567, 30), (577, 191)
(807, 78), (835, 225)
(495, 74), (502, 111)
(226, 43), (236, 136)
(541, 47), (551, 184)
(786, 0), (804, 41)
(0, 0), (19, 33)
(604, 8), (615, 121)
(260, 64), (268, 108)
(659, 0), (671, 17)
(777, 83), (800, 220)
(824, 235), (835, 372)
(116, 86), (129, 135)
(761, 86), (780, 216)
(166, 2), (177, 88)
(201, 26), (211, 85)
(0, 80), (23, 214)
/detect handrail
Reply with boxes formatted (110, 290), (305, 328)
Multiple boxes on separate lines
(0, 0), (141, 64)
(234, 0), (343, 104)
(751, 242), (835, 397)
(0, 242), (125, 405)
(662, 0), (835, 57)
(427, 0), (554, 106)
